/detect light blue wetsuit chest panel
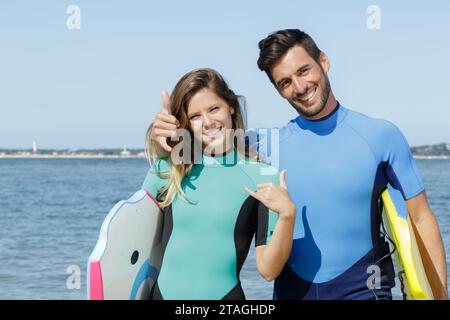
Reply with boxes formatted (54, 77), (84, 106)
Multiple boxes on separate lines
(258, 104), (424, 283)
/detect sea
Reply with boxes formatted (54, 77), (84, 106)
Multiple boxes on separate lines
(0, 158), (448, 300)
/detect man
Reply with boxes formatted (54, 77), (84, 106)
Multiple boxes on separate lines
(148, 29), (447, 300)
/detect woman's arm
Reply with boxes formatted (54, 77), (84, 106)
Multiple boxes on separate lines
(245, 169), (296, 281)
(255, 213), (295, 281)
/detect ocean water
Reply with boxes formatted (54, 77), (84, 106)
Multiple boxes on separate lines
(0, 158), (448, 300)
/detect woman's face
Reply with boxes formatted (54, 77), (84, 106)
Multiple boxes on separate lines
(187, 88), (234, 155)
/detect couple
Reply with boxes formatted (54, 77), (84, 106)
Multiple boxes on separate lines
(143, 29), (448, 300)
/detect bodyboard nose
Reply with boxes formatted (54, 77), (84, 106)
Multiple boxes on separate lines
(87, 189), (163, 300)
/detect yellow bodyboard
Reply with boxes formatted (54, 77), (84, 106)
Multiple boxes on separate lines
(381, 189), (434, 300)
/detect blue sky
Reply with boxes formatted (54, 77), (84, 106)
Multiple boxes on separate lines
(1, 0), (449, 149)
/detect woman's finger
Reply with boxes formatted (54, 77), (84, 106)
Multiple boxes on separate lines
(245, 187), (262, 202)
(152, 128), (177, 138)
(158, 137), (172, 152)
(257, 183), (275, 190)
(155, 113), (179, 127)
(153, 122), (178, 131)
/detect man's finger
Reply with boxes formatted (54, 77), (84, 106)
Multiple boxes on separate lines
(279, 169), (287, 189)
(161, 91), (171, 115)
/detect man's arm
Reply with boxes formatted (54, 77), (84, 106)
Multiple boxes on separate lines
(406, 191), (448, 299)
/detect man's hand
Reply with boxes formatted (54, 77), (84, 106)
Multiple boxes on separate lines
(150, 91), (179, 153)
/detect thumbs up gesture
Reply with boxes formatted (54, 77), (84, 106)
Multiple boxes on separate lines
(245, 170), (296, 219)
(150, 91), (180, 153)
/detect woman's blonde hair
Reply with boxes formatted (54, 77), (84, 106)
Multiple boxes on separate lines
(145, 68), (256, 207)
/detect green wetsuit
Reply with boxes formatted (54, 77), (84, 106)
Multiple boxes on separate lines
(142, 150), (279, 300)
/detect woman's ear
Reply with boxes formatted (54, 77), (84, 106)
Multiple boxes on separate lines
(230, 107), (235, 115)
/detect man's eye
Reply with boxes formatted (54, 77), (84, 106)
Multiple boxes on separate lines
(299, 68), (309, 76)
(190, 115), (200, 120)
(211, 106), (219, 112)
(279, 82), (288, 90)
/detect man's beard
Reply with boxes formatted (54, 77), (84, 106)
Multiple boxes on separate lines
(289, 72), (331, 119)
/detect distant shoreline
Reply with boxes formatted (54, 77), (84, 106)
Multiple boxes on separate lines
(1, 143), (449, 159)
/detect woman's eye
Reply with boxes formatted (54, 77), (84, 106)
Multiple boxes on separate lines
(211, 106), (219, 112)
(190, 115), (200, 120)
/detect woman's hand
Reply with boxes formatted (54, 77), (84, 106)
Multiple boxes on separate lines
(248, 169), (296, 281)
(150, 91), (179, 153)
(245, 169), (296, 220)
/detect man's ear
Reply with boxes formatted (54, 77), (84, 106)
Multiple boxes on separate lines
(319, 52), (330, 73)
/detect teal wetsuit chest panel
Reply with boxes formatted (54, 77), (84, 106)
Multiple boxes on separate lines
(160, 165), (253, 299)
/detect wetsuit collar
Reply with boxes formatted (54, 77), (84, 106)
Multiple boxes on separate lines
(295, 102), (347, 133)
(202, 148), (238, 167)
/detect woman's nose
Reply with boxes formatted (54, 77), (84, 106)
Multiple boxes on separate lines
(202, 114), (213, 127)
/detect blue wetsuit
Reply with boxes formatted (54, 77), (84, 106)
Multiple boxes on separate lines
(256, 102), (425, 300)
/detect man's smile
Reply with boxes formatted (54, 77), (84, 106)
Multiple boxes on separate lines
(294, 86), (317, 104)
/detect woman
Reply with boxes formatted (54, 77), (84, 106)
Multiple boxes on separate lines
(143, 68), (295, 299)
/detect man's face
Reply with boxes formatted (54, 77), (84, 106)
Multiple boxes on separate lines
(270, 45), (331, 119)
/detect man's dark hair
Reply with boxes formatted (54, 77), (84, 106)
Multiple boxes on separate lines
(257, 29), (322, 83)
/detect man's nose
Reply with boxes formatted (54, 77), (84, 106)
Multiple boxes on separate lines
(292, 77), (307, 95)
